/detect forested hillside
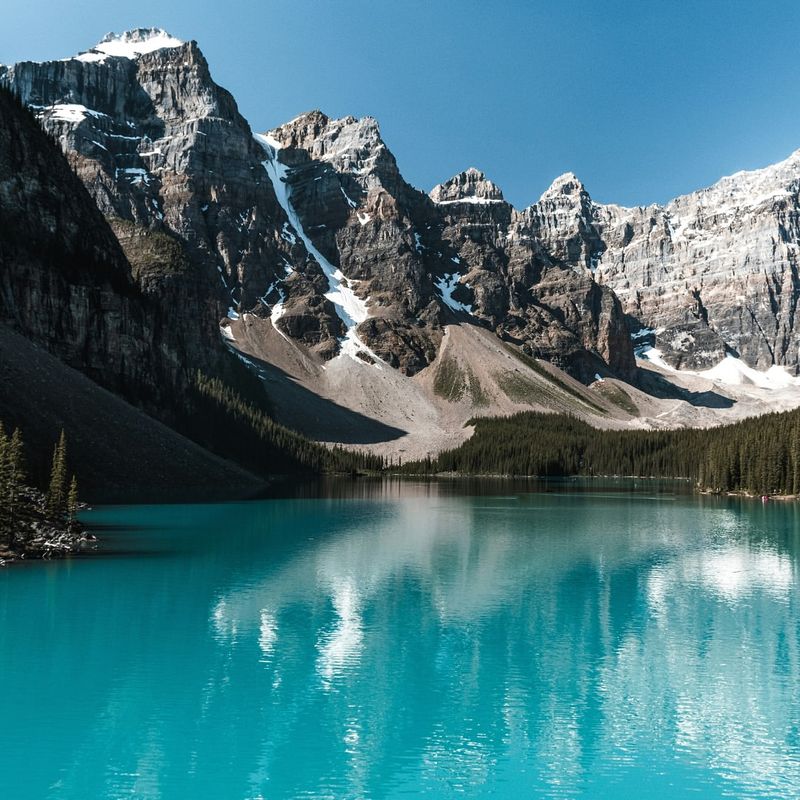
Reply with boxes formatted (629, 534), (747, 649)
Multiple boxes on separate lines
(401, 410), (800, 496)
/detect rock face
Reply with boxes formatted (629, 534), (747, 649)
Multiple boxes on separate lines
(8, 26), (797, 394)
(430, 167), (504, 203)
(529, 156), (800, 372)
(267, 112), (635, 379)
(1, 29), (635, 381)
(262, 111), (443, 371)
(429, 169), (635, 379)
(0, 29), (336, 363)
(0, 86), (154, 395)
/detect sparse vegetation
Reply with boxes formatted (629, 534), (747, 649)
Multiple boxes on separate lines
(466, 367), (489, 407)
(0, 423), (89, 563)
(592, 381), (638, 415)
(503, 344), (606, 414)
(434, 356), (489, 407)
(496, 371), (553, 405)
(112, 219), (195, 283)
(433, 356), (467, 401)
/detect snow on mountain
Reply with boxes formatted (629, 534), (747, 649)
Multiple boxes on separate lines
(5, 25), (800, 401)
(254, 132), (379, 365)
(74, 28), (184, 62)
(435, 273), (474, 314)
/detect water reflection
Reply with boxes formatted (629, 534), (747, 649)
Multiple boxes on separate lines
(1, 483), (798, 799)
(203, 488), (800, 798)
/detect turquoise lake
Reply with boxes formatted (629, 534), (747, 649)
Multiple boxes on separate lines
(1, 479), (799, 799)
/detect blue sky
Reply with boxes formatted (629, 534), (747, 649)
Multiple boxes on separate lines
(3, 0), (799, 208)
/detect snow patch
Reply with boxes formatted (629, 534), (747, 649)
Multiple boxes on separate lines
(637, 348), (800, 390)
(37, 103), (106, 123)
(433, 197), (504, 206)
(255, 132), (380, 366)
(270, 287), (290, 341)
(631, 327), (656, 341)
(435, 273), (473, 315)
(635, 346), (674, 371)
(115, 167), (150, 186)
(698, 355), (800, 389)
(340, 186), (358, 208)
(280, 222), (297, 244)
(75, 29), (184, 62)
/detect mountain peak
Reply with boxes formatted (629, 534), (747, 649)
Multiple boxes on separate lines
(430, 167), (505, 204)
(269, 111), (386, 162)
(75, 28), (185, 62)
(538, 172), (588, 202)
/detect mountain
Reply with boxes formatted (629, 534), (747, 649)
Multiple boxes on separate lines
(0, 30), (633, 378)
(524, 159), (800, 373)
(0, 85), (263, 499)
(594, 154), (800, 371)
(2, 28), (800, 467)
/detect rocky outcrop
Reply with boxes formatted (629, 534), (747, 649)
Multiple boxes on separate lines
(429, 167), (504, 203)
(0, 29), (334, 362)
(595, 155), (800, 371)
(0, 86), (155, 395)
(522, 154), (800, 372)
(267, 113), (635, 379)
(429, 169), (635, 379)
(265, 111), (444, 372)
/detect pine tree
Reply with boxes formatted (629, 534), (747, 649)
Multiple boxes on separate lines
(6, 429), (26, 544)
(46, 430), (68, 523)
(0, 422), (9, 545)
(67, 475), (79, 528)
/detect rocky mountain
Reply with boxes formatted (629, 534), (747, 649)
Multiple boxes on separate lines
(0, 29), (635, 382)
(0, 84), (153, 396)
(0, 29), (299, 356)
(532, 158), (800, 373)
(2, 27), (800, 467)
(0, 85), (265, 498)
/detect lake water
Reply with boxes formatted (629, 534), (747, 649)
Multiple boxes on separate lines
(1, 479), (799, 799)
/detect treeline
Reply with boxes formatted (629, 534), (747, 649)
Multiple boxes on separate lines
(186, 371), (386, 475)
(0, 424), (83, 557)
(400, 409), (800, 496)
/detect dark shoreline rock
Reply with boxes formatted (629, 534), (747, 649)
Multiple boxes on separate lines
(0, 523), (96, 566)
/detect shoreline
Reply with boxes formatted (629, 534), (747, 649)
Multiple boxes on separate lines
(391, 472), (797, 501)
(0, 527), (96, 566)
(0, 498), (96, 567)
(4, 475), (791, 568)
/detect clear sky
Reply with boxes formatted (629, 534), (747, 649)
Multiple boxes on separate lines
(3, 0), (800, 209)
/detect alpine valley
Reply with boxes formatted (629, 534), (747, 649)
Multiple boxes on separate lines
(3, 27), (800, 496)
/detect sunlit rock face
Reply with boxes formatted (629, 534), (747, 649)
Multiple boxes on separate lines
(0, 30), (340, 359)
(2, 27), (636, 381)
(265, 111), (444, 372)
(565, 152), (800, 372)
(260, 111), (637, 379)
(4, 28), (799, 381)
